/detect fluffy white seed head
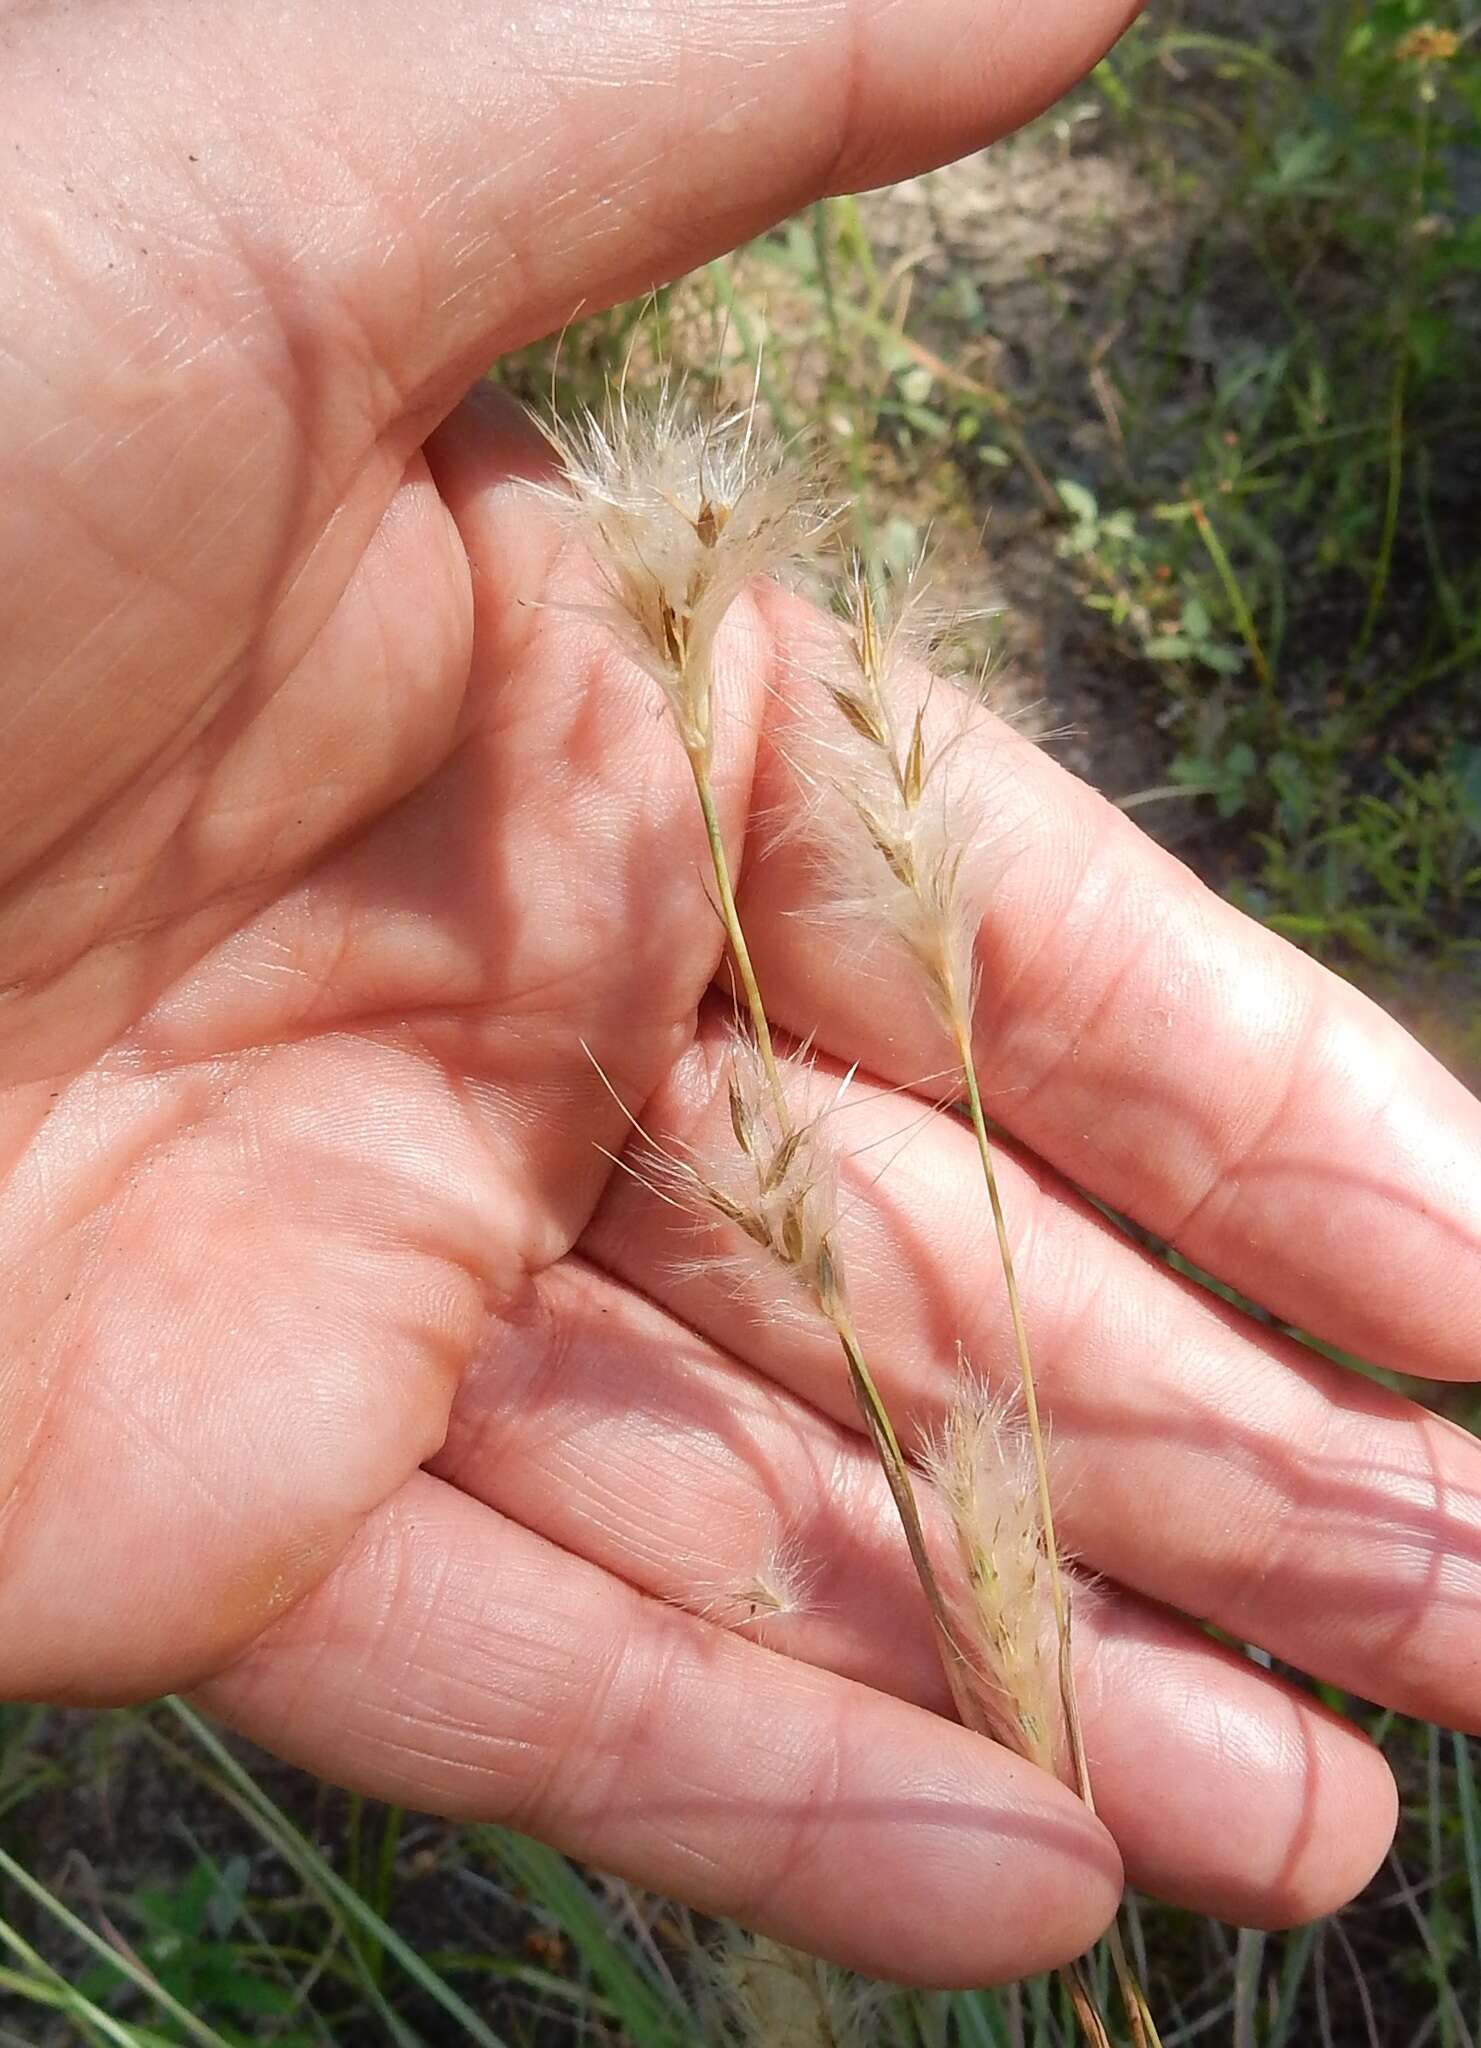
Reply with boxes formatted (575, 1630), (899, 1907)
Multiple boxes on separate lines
(791, 559), (988, 1035)
(684, 1534), (818, 1632)
(921, 1377), (1071, 1781)
(537, 382), (829, 765)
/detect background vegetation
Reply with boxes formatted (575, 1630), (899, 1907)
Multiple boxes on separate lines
(4, 3), (1479, 2041)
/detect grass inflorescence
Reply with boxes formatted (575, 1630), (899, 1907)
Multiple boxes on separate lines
(537, 366), (1150, 2044)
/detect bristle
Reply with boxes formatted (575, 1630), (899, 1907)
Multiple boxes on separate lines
(920, 1378), (1072, 1781)
(534, 382), (830, 765)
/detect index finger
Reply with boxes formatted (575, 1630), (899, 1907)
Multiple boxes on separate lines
(743, 588), (1481, 1383)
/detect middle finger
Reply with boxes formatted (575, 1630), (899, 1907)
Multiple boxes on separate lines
(583, 1013), (1481, 1733)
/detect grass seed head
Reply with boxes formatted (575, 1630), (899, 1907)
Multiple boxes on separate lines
(676, 1033), (845, 1317)
(537, 381), (829, 765)
(921, 1377), (1072, 1781)
(793, 557), (988, 1036)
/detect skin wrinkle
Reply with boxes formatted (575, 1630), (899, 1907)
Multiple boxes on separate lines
(2, 222), (448, 929)
(0, 589), (242, 899)
(1, 1211), (374, 1703)
(813, 0), (868, 200)
(1160, 980), (1325, 1246)
(220, 1504), (404, 1725)
(719, 1689), (852, 1928)
(0, 476), (469, 1061)
(456, 1276), (790, 1568)
(371, 1523), (471, 1706)
(438, 1596), (628, 1813)
(424, 13), (849, 370)
(987, 864), (1175, 1137)
(963, 803), (1107, 1067)
(91, 1373), (241, 1533)
(989, 825), (1138, 1063)
(0, 1032), (497, 1671)
(5, 790), (266, 987)
(0, 502), (221, 741)
(542, 1618), (684, 1844)
(6, 195), (285, 501)
(0, 1058), (244, 1249)
(134, 405), (279, 587)
(0, 1335), (80, 1592)
(226, 201), (415, 442)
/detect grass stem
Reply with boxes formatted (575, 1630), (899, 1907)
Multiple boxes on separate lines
(950, 1019), (1093, 1809)
(690, 751), (790, 1132)
(829, 1306), (982, 1734)
(953, 1019), (1162, 2048)
(684, 716), (992, 1747)
(1188, 499), (1275, 709)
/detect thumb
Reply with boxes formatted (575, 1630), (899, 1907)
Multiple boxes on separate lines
(7, 0), (1143, 415)
(0, 0), (1140, 897)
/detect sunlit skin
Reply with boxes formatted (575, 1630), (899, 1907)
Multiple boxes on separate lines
(3, 0), (1480, 1988)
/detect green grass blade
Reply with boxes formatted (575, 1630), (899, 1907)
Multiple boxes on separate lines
(1453, 1733), (1481, 2045)
(162, 1698), (510, 2048)
(1266, 1920), (1321, 2048)
(479, 1829), (695, 2047)
(0, 1854), (235, 2048)
(0, 1953), (181, 2048)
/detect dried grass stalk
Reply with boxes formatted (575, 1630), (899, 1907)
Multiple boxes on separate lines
(810, 559), (1161, 2048)
(538, 393), (1157, 2048)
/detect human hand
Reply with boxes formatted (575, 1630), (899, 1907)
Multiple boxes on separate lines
(5, 0), (1480, 1988)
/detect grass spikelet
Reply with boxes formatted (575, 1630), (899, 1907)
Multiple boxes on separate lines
(685, 1534), (818, 1632)
(703, 1931), (881, 2048)
(922, 1379), (1072, 1781)
(811, 557), (1162, 2047)
(538, 377), (834, 1124)
(693, 1031), (843, 1314)
(796, 557), (987, 1031)
(536, 379), (829, 768)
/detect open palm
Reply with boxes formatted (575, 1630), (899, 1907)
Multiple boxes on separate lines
(4, 0), (1480, 1987)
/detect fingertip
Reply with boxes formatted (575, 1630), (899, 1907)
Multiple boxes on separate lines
(830, 0), (1146, 190)
(777, 1728), (1123, 1987)
(1083, 1604), (1400, 1930)
(1239, 1720), (1398, 1932)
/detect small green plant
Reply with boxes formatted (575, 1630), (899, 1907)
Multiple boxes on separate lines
(73, 1858), (314, 2044)
(1066, 3), (1481, 993)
